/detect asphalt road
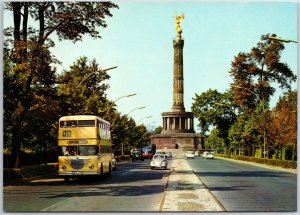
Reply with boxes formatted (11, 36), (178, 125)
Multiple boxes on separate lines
(3, 159), (170, 212)
(187, 156), (297, 212)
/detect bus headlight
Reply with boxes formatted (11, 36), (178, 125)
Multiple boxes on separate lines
(62, 165), (67, 169)
(89, 164), (94, 169)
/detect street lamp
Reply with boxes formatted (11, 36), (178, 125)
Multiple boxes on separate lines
(148, 121), (157, 132)
(269, 36), (297, 43)
(126, 106), (146, 116)
(137, 115), (152, 123)
(105, 93), (136, 113)
(78, 66), (117, 86)
(232, 85), (267, 159)
(120, 106), (145, 156)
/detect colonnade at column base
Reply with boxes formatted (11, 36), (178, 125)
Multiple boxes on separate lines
(150, 133), (203, 151)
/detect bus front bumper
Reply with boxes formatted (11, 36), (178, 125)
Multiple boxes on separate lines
(58, 170), (99, 176)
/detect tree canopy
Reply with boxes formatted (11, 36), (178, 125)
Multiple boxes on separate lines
(4, 2), (123, 167)
(191, 33), (297, 160)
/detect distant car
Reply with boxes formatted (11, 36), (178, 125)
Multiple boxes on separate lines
(185, 151), (195, 159)
(203, 151), (215, 159)
(150, 154), (168, 170)
(155, 151), (165, 155)
(206, 152), (215, 159)
(202, 151), (208, 159)
(195, 151), (199, 157)
(111, 154), (117, 170)
(142, 146), (153, 158)
(131, 149), (144, 161)
(165, 152), (173, 158)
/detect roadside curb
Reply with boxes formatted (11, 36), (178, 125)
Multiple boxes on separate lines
(159, 170), (171, 211)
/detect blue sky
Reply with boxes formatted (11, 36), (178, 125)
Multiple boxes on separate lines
(3, 1), (298, 132)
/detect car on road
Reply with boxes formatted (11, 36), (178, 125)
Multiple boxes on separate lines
(131, 148), (144, 161)
(150, 154), (168, 170)
(185, 151), (195, 159)
(165, 152), (173, 158)
(142, 146), (153, 159)
(203, 151), (215, 159)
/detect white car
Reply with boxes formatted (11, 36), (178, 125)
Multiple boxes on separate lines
(185, 151), (195, 159)
(203, 151), (215, 159)
(150, 154), (168, 170)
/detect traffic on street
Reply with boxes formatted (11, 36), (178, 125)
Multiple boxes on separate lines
(3, 155), (296, 212)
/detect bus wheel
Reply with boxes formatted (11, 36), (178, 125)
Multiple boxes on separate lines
(64, 177), (70, 182)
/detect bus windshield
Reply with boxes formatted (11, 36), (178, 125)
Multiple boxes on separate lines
(60, 146), (98, 156)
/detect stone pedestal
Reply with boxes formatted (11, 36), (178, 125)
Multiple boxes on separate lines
(151, 133), (203, 151)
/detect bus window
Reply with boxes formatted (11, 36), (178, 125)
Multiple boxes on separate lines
(79, 145), (98, 155)
(60, 120), (77, 128)
(61, 146), (78, 156)
(78, 120), (95, 127)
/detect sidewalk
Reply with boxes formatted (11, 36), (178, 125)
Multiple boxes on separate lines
(160, 158), (225, 212)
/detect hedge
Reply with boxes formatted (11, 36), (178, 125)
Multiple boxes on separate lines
(4, 163), (58, 185)
(217, 154), (297, 169)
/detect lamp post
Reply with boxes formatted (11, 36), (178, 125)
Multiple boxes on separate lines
(137, 116), (152, 123)
(148, 121), (157, 132)
(120, 106), (146, 156)
(78, 66), (117, 86)
(126, 106), (146, 116)
(232, 85), (267, 158)
(105, 93), (136, 113)
(269, 36), (297, 43)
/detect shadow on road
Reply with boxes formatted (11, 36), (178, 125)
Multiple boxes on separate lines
(41, 184), (165, 199)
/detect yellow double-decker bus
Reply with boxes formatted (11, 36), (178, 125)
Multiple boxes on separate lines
(58, 115), (112, 181)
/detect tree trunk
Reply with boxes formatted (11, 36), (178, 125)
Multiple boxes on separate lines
(10, 2), (30, 168)
(10, 102), (27, 167)
(292, 142), (296, 161)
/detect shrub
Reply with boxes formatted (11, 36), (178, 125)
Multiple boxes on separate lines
(216, 154), (297, 169)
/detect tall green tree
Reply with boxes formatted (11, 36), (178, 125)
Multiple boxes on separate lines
(4, 2), (118, 167)
(228, 33), (296, 157)
(205, 128), (226, 153)
(58, 56), (110, 116)
(191, 89), (237, 143)
(230, 33), (296, 110)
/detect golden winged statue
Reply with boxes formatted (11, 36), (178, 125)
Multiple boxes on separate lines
(175, 13), (185, 37)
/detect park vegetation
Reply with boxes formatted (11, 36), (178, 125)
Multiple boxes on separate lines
(4, 2), (151, 168)
(192, 34), (297, 161)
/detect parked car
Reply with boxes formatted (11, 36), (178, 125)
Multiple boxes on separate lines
(185, 151), (195, 159)
(150, 154), (168, 170)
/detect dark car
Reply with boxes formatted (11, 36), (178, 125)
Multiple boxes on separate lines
(131, 149), (144, 161)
